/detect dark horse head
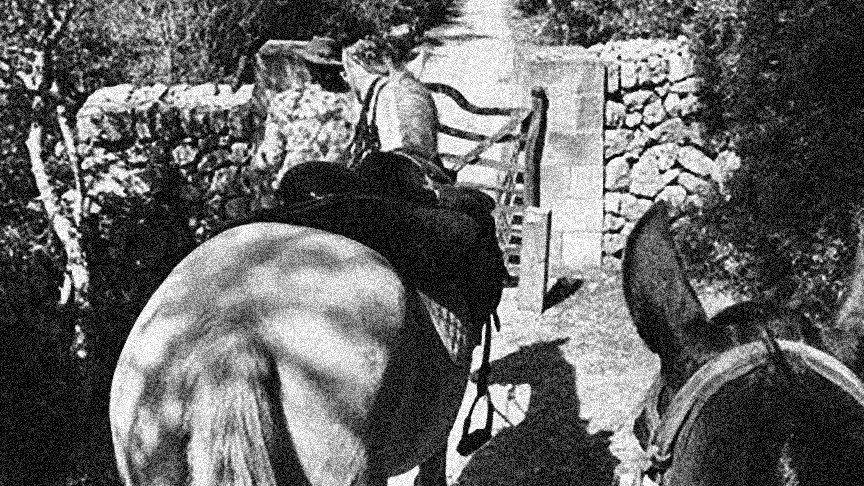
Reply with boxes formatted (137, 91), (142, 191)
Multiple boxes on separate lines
(624, 201), (864, 486)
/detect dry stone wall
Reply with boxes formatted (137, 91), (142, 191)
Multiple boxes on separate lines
(76, 38), (740, 265)
(588, 37), (740, 261)
(75, 78), (353, 237)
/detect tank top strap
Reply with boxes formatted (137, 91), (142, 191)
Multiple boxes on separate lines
(348, 75), (388, 169)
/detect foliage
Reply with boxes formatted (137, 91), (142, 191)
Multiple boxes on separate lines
(517, 0), (716, 46)
(0, 169), (79, 483)
(700, 0), (864, 234)
(206, 0), (457, 83)
(515, 0), (548, 16)
(1, 143), (202, 484)
(675, 195), (859, 324)
(679, 0), (864, 321)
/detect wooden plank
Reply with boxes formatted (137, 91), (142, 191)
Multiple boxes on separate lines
(425, 82), (517, 116)
(523, 87), (548, 208)
(441, 153), (520, 171)
(451, 109), (531, 171)
(438, 124), (520, 143)
(491, 206), (525, 215)
(517, 207), (552, 313)
(454, 181), (502, 192)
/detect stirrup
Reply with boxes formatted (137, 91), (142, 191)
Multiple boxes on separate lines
(457, 315), (495, 455)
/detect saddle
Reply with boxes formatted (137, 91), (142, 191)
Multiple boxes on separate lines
(265, 159), (504, 456)
(260, 161), (504, 341)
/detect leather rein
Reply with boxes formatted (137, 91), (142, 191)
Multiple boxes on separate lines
(639, 329), (864, 484)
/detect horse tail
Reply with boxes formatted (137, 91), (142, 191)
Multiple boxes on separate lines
(187, 335), (302, 486)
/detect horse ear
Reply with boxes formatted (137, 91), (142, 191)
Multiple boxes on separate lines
(622, 201), (708, 362)
(829, 227), (864, 370)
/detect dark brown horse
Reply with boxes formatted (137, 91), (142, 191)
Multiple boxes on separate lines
(109, 222), (478, 485)
(624, 201), (864, 485)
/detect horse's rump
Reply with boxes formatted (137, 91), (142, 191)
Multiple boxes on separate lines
(236, 188), (502, 327)
(110, 223), (411, 485)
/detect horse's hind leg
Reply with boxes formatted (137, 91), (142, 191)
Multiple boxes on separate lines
(414, 444), (447, 486)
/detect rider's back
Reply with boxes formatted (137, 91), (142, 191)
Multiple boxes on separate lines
(373, 68), (440, 167)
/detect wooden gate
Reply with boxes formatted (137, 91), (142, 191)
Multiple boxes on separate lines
(427, 83), (550, 309)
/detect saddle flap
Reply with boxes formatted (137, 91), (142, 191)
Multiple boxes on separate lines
(417, 289), (481, 366)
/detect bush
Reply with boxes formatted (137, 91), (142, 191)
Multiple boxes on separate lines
(515, 0), (548, 16)
(0, 141), (202, 484)
(683, 0), (864, 320)
(517, 0), (719, 46)
(0, 206), (77, 484)
(676, 198), (857, 323)
(54, 0), (458, 87)
(197, 0), (458, 84)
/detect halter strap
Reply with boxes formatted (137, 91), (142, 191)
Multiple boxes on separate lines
(647, 338), (864, 481)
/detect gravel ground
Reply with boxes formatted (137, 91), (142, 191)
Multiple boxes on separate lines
(389, 267), (742, 486)
(451, 268), (659, 485)
(390, 267), (656, 485)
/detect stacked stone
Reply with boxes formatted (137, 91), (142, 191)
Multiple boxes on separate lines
(588, 37), (740, 260)
(76, 83), (260, 226)
(76, 82), (354, 236)
(256, 84), (353, 188)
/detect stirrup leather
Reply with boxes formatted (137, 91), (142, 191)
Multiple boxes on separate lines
(456, 313), (498, 455)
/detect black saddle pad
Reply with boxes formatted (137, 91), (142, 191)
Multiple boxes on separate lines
(248, 192), (480, 288)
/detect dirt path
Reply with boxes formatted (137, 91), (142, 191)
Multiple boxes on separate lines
(394, 2), (747, 483)
(390, 267), (662, 485)
(390, 0), (661, 484)
(419, 0), (515, 106)
(448, 272), (660, 485)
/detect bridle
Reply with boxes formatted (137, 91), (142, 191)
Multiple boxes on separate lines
(638, 330), (864, 484)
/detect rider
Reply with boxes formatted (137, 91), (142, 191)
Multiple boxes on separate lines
(272, 32), (513, 328)
(340, 33), (518, 288)
(342, 35), (442, 179)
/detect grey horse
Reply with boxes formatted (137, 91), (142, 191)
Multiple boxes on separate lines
(109, 222), (475, 485)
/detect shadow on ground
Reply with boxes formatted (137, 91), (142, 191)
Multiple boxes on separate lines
(425, 32), (493, 45)
(544, 277), (584, 311)
(455, 338), (618, 485)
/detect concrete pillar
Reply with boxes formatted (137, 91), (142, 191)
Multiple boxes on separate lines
(513, 46), (605, 269)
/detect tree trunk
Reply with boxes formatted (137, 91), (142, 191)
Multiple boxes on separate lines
(25, 113), (90, 310)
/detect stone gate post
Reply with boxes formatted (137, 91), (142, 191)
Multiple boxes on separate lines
(514, 46), (605, 269)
